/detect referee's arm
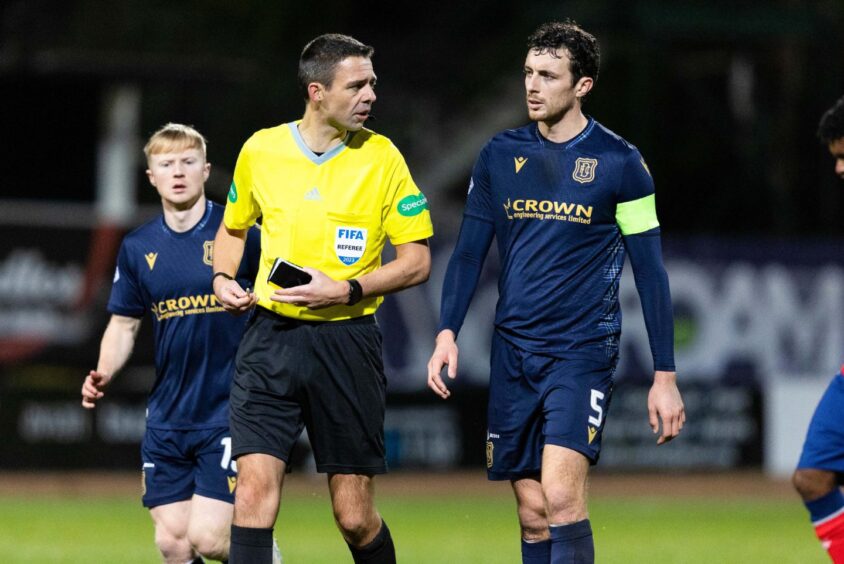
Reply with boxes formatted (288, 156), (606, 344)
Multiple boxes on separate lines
(357, 239), (430, 297)
(212, 223), (257, 314)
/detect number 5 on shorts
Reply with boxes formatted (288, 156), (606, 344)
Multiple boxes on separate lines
(588, 389), (605, 427)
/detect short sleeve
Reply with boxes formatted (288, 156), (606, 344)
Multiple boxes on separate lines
(616, 150), (660, 236)
(382, 148), (434, 245)
(464, 145), (494, 223)
(224, 141), (262, 230)
(107, 241), (146, 317)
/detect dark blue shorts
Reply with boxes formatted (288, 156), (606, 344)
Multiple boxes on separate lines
(141, 426), (237, 508)
(486, 332), (615, 481)
(797, 372), (844, 474)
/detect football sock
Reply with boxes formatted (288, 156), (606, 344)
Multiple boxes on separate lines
(229, 524), (273, 564)
(521, 538), (551, 564)
(807, 489), (844, 563)
(347, 519), (396, 564)
(549, 519), (593, 564)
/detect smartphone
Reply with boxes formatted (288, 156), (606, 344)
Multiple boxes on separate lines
(267, 258), (312, 288)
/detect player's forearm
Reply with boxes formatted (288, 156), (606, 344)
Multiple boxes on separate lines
(96, 315), (141, 377)
(212, 223), (248, 278)
(625, 231), (675, 371)
(356, 240), (430, 298)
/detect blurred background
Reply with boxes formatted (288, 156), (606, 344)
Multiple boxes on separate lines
(2, 0), (844, 477)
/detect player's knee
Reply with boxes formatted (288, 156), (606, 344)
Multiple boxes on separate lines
(517, 504), (548, 540)
(190, 527), (228, 560)
(543, 483), (586, 522)
(154, 526), (192, 560)
(792, 468), (837, 501)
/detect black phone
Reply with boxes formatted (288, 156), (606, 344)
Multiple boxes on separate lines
(268, 258), (312, 288)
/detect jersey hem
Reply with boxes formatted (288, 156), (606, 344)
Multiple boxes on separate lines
(145, 420), (230, 431)
(389, 228), (434, 246)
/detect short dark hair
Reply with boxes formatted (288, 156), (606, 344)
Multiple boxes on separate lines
(298, 33), (374, 100)
(818, 95), (844, 144)
(527, 20), (600, 85)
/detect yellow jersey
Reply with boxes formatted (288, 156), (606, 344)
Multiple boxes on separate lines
(224, 121), (434, 321)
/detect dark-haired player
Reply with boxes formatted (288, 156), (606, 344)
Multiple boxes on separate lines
(793, 95), (844, 564)
(213, 33), (432, 563)
(427, 21), (684, 564)
(81, 123), (264, 563)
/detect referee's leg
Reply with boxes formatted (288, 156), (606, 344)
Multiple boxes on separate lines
(229, 453), (285, 563)
(329, 473), (396, 564)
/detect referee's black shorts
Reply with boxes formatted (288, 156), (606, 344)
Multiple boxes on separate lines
(229, 307), (387, 475)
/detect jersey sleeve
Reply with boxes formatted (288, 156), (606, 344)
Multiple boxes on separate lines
(615, 150), (660, 236)
(382, 147), (434, 245)
(464, 145), (494, 224)
(106, 240), (146, 318)
(437, 215), (495, 336)
(224, 141), (262, 230)
(624, 231), (675, 371)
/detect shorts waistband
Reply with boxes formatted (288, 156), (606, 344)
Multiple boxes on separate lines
(255, 306), (375, 327)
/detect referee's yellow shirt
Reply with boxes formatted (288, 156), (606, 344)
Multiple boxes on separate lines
(224, 122), (434, 321)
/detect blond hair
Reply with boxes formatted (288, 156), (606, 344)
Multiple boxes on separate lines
(143, 123), (208, 161)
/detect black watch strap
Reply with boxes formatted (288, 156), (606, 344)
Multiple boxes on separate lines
(213, 271), (234, 283)
(347, 279), (364, 306)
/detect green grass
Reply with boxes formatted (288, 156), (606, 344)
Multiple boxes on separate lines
(0, 492), (828, 563)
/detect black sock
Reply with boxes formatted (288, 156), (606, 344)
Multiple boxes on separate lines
(347, 520), (396, 564)
(550, 519), (593, 564)
(229, 524), (273, 564)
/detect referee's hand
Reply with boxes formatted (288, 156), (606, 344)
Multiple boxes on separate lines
(427, 330), (458, 399)
(214, 277), (257, 315)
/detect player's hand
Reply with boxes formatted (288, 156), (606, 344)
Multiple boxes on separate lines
(270, 268), (348, 310)
(81, 370), (112, 409)
(647, 371), (685, 445)
(214, 277), (257, 315)
(427, 330), (458, 399)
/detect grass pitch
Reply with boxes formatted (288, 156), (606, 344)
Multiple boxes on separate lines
(0, 472), (828, 563)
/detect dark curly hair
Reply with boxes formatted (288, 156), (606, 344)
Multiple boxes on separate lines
(527, 20), (600, 85)
(298, 34), (374, 100)
(818, 95), (844, 143)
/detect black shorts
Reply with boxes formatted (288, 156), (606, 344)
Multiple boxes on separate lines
(230, 307), (387, 474)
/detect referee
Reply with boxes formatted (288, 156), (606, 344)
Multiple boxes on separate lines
(212, 34), (433, 564)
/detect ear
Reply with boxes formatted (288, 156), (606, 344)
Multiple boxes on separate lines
(145, 169), (155, 186)
(307, 82), (324, 103)
(203, 161), (211, 181)
(574, 76), (594, 100)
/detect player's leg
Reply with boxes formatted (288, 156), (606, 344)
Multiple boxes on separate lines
(487, 332), (549, 563)
(142, 428), (200, 562)
(329, 473), (394, 563)
(308, 317), (394, 563)
(187, 495), (233, 561)
(227, 310), (304, 563)
(149, 501), (196, 563)
(541, 445), (593, 564)
(511, 477), (551, 563)
(189, 427), (238, 561)
(793, 371), (844, 562)
(540, 358), (614, 564)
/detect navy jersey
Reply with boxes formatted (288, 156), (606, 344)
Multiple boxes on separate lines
(464, 119), (660, 362)
(108, 200), (260, 430)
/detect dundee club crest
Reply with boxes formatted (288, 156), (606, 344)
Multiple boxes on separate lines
(572, 157), (598, 184)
